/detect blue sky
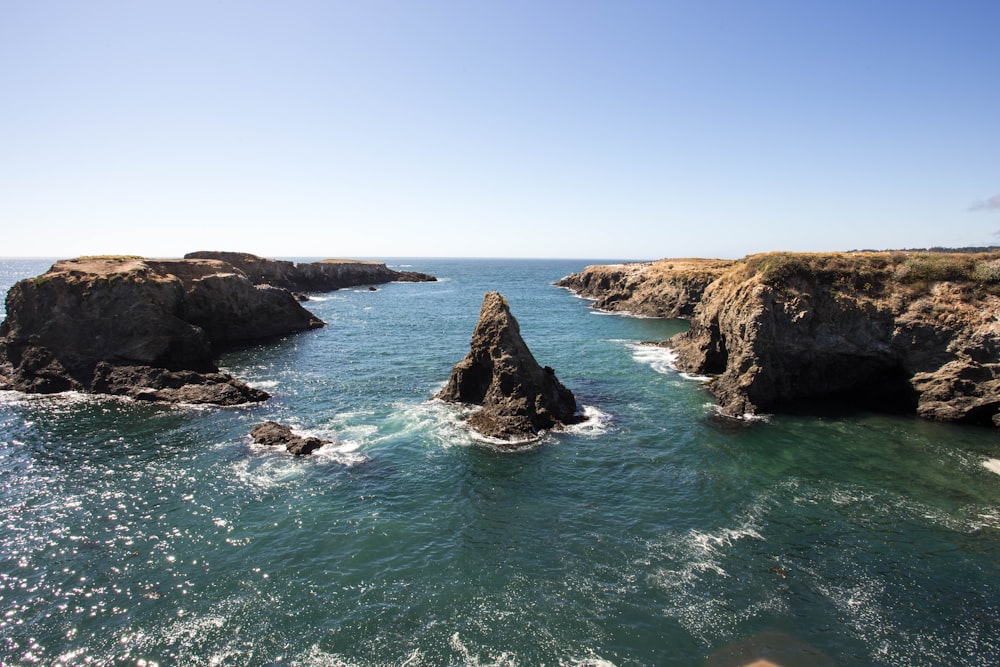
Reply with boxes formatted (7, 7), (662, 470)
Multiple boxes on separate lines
(2, 1), (998, 259)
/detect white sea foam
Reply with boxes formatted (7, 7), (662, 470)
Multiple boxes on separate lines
(983, 458), (1000, 476)
(645, 501), (779, 644)
(247, 379), (279, 390)
(449, 633), (517, 667)
(705, 402), (772, 423)
(626, 342), (711, 381)
(237, 423), (370, 484)
(564, 405), (613, 436)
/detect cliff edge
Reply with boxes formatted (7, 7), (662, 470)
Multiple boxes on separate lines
(556, 258), (734, 317)
(0, 256), (325, 404)
(565, 251), (1000, 426)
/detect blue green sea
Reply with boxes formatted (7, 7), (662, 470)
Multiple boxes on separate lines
(1, 258), (998, 666)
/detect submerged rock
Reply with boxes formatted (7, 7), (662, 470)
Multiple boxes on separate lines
(436, 291), (584, 441)
(250, 421), (330, 456)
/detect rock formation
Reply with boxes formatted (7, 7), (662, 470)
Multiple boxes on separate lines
(250, 421), (330, 456)
(184, 251), (436, 291)
(0, 256), (325, 405)
(556, 258), (734, 317)
(564, 251), (1000, 426)
(436, 291), (584, 440)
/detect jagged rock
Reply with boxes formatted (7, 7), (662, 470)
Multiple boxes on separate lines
(184, 251), (436, 291)
(250, 421), (330, 456)
(436, 291), (584, 441)
(0, 256), (324, 404)
(92, 363), (269, 405)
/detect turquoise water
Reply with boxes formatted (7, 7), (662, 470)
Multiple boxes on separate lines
(1, 258), (998, 666)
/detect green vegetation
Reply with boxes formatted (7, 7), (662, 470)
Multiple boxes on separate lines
(746, 251), (1000, 289)
(745, 252), (891, 291)
(971, 259), (1000, 284)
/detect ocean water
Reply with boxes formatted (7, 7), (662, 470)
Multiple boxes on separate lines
(1, 257), (998, 667)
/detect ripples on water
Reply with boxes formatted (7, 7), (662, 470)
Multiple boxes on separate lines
(1, 258), (998, 666)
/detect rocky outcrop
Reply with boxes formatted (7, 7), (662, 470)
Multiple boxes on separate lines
(436, 291), (584, 441)
(184, 251), (436, 291)
(570, 251), (1000, 426)
(0, 256), (325, 404)
(250, 421), (330, 456)
(556, 259), (734, 317)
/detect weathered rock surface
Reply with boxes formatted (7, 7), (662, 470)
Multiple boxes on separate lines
(250, 421), (330, 456)
(0, 256), (324, 404)
(566, 251), (1000, 426)
(556, 259), (734, 318)
(436, 291), (584, 440)
(184, 251), (436, 291)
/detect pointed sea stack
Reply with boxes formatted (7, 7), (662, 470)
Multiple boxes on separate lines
(436, 291), (584, 441)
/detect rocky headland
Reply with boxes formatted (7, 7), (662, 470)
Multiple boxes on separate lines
(437, 291), (584, 441)
(0, 255), (327, 404)
(557, 258), (735, 317)
(184, 251), (436, 292)
(563, 251), (1000, 426)
(0, 252), (439, 406)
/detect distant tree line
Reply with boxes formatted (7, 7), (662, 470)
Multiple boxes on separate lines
(847, 246), (1000, 254)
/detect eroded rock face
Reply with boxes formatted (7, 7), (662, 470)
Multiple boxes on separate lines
(566, 251), (1000, 426)
(664, 252), (1000, 425)
(184, 251), (436, 291)
(250, 421), (329, 456)
(436, 291), (583, 440)
(0, 256), (324, 404)
(556, 259), (734, 318)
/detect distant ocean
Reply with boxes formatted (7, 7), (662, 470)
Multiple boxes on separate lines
(1, 258), (998, 666)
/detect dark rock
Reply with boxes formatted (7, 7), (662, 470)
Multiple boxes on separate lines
(436, 291), (584, 441)
(250, 421), (330, 456)
(0, 256), (324, 405)
(184, 251), (436, 292)
(92, 363), (270, 405)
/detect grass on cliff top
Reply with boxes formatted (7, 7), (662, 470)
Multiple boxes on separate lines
(745, 251), (1000, 288)
(73, 255), (145, 262)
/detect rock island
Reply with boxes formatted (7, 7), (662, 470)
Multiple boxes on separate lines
(0, 253), (436, 405)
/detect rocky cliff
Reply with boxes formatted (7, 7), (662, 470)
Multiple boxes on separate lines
(566, 251), (1000, 426)
(0, 256), (325, 404)
(437, 291), (584, 441)
(556, 259), (734, 317)
(184, 251), (436, 292)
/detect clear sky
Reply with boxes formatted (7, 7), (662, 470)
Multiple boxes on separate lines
(2, 1), (998, 260)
